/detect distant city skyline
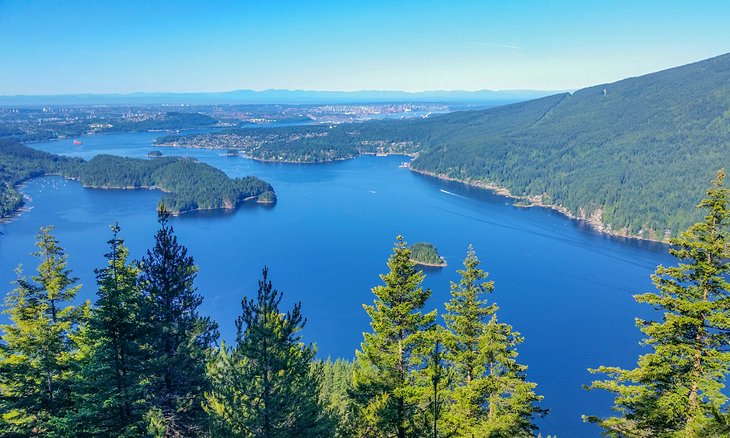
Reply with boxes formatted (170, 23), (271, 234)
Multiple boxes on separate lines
(1, 0), (728, 95)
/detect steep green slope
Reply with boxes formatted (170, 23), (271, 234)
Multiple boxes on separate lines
(149, 53), (729, 239)
(410, 53), (730, 239)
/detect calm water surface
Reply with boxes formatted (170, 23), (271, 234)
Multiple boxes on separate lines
(0, 132), (673, 436)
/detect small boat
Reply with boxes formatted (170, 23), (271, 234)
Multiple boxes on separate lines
(73, 139), (82, 145)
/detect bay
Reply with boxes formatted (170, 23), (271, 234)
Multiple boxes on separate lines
(0, 131), (673, 436)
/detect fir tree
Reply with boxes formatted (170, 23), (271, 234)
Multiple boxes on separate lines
(351, 235), (437, 438)
(0, 226), (88, 436)
(585, 170), (730, 437)
(204, 267), (328, 437)
(140, 205), (219, 436)
(413, 326), (452, 438)
(73, 224), (148, 435)
(443, 246), (544, 437)
(318, 357), (358, 437)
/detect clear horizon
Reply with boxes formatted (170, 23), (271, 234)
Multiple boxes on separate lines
(1, 0), (729, 95)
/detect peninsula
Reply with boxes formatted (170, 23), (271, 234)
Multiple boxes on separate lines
(0, 141), (275, 218)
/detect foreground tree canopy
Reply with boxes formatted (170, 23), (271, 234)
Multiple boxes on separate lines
(586, 170), (730, 437)
(0, 170), (727, 437)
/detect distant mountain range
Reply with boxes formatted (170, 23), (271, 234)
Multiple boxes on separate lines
(0, 89), (560, 106)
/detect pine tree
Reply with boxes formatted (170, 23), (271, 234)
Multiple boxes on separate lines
(140, 205), (219, 436)
(443, 246), (544, 437)
(0, 226), (88, 436)
(585, 170), (730, 437)
(73, 224), (148, 435)
(351, 235), (437, 438)
(204, 267), (328, 437)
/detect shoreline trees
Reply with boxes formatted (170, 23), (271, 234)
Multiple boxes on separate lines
(586, 170), (730, 436)
(8, 168), (725, 437)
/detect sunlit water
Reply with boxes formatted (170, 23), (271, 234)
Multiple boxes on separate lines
(0, 132), (674, 436)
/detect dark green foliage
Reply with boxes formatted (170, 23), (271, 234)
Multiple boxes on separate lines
(140, 207), (219, 436)
(409, 242), (445, 266)
(0, 141), (274, 218)
(0, 141), (81, 217)
(69, 154), (274, 214)
(0, 221), (551, 436)
(408, 54), (730, 238)
(156, 122), (421, 163)
(160, 53), (730, 238)
(318, 358), (357, 437)
(442, 246), (545, 437)
(71, 224), (149, 435)
(352, 236), (437, 437)
(205, 267), (329, 437)
(585, 171), (730, 437)
(257, 190), (277, 204)
(412, 326), (453, 438)
(0, 226), (88, 436)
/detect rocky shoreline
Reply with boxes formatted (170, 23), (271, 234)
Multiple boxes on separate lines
(409, 167), (668, 244)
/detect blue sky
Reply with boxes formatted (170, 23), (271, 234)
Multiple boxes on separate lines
(0, 0), (728, 94)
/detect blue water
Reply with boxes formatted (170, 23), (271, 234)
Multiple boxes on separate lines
(0, 132), (673, 436)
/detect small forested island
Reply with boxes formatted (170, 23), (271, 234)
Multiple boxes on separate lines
(0, 140), (275, 217)
(148, 150), (163, 158)
(409, 242), (447, 267)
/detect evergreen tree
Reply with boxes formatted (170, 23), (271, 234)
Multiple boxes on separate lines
(443, 246), (544, 437)
(0, 226), (88, 436)
(351, 235), (437, 438)
(73, 224), (148, 435)
(140, 205), (219, 436)
(413, 326), (452, 438)
(318, 357), (358, 437)
(204, 267), (328, 437)
(585, 170), (730, 437)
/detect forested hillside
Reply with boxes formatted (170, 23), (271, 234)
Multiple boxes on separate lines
(68, 155), (274, 213)
(407, 53), (730, 239)
(0, 141), (274, 217)
(159, 53), (730, 239)
(0, 140), (81, 216)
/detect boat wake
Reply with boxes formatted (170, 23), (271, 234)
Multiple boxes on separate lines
(440, 189), (467, 199)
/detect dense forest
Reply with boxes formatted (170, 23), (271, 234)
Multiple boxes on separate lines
(0, 140), (81, 216)
(1, 172), (728, 437)
(156, 124), (420, 163)
(409, 242), (446, 266)
(159, 53), (730, 239)
(0, 141), (274, 217)
(66, 155), (274, 213)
